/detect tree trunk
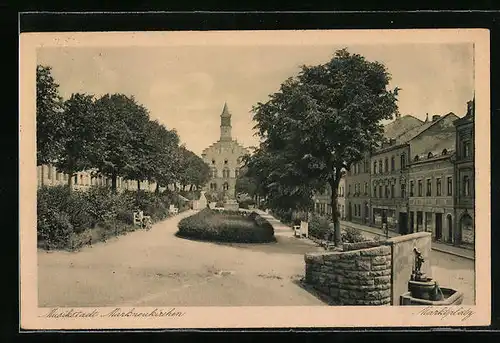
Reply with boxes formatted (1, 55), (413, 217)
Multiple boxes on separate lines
(111, 172), (117, 193)
(40, 165), (45, 187)
(137, 180), (141, 191)
(329, 178), (341, 247)
(67, 171), (74, 194)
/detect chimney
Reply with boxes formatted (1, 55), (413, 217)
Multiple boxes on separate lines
(432, 115), (441, 122)
(467, 99), (475, 116)
(424, 113), (429, 123)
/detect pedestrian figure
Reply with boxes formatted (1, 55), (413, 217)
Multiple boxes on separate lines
(382, 223), (389, 239)
(328, 222), (335, 242)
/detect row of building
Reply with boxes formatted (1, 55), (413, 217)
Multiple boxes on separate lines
(37, 165), (169, 193)
(313, 99), (475, 246)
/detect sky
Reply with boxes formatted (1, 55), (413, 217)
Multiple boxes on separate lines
(37, 43), (474, 156)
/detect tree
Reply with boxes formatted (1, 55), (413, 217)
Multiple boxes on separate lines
(54, 93), (97, 191)
(36, 65), (64, 176)
(145, 120), (181, 193)
(176, 146), (210, 191)
(91, 94), (150, 192)
(251, 48), (399, 246)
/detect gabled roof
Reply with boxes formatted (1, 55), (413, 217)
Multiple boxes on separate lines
(394, 112), (458, 145)
(383, 115), (423, 140)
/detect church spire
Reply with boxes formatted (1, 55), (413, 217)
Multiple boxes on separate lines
(220, 102), (232, 141)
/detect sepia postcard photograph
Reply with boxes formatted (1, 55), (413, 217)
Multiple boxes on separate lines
(19, 28), (490, 330)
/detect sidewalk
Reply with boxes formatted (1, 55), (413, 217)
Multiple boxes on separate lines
(339, 220), (475, 261)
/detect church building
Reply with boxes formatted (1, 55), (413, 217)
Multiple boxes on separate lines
(201, 103), (249, 200)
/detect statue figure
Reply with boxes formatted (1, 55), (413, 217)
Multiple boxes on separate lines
(412, 247), (426, 281)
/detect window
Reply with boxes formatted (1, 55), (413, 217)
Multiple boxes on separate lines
(378, 160), (382, 173)
(426, 179), (432, 196)
(425, 179), (432, 197)
(384, 158), (388, 173)
(391, 184), (395, 198)
(447, 177), (453, 196)
(414, 155), (419, 162)
(212, 159), (215, 164)
(211, 168), (217, 178)
(463, 175), (470, 196)
(428, 152), (433, 159)
(401, 154), (406, 169)
(418, 180), (423, 197)
(223, 168), (230, 178)
(373, 184), (377, 197)
(373, 161), (377, 174)
(436, 178), (442, 196)
(224, 159), (228, 165)
(379, 185), (382, 198)
(391, 156), (395, 171)
(410, 181), (414, 197)
(364, 182), (368, 195)
(384, 185), (389, 198)
(463, 141), (471, 158)
(401, 183), (406, 198)
(210, 183), (217, 190)
(442, 149), (448, 155)
(348, 185), (351, 195)
(223, 182), (229, 191)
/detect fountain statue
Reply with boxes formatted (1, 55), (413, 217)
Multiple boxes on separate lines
(222, 189), (239, 211)
(400, 247), (464, 305)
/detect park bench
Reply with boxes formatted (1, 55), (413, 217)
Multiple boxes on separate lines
(168, 204), (179, 215)
(293, 221), (309, 238)
(133, 210), (152, 229)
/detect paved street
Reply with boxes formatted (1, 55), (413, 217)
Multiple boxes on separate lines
(38, 210), (326, 307)
(38, 211), (475, 307)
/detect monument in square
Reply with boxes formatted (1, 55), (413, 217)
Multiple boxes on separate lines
(201, 103), (249, 211)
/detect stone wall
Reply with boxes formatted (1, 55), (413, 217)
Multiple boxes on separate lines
(304, 245), (392, 305)
(385, 232), (432, 305)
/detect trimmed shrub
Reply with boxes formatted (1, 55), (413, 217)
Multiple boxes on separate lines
(37, 184), (185, 251)
(341, 227), (366, 243)
(177, 209), (275, 243)
(308, 214), (331, 239)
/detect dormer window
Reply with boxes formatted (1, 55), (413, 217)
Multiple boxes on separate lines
(442, 149), (448, 155)
(427, 152), (433, 159)
(414, 155), (419, 162)
(212, 159), (215, 164)
(224, 159), (228, 165)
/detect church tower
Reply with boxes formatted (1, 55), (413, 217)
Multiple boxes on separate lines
(220, 102), (232, 141)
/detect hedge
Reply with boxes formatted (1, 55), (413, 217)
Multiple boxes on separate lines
(177, 209), (276, 243)
(37, 185), (185, 251)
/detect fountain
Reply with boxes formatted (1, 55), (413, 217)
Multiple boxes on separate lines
(222, 191), (239, 211)
(400, 247), (464, 305)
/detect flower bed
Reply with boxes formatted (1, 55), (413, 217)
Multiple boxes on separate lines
(177, 209), (276, 243)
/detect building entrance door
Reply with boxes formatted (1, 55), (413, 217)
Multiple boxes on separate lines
(435, 213), (443, 241)
(410, 211), (415, 233)
(447, 214), (453, 243)
(399, 212), (408, 235)
(416, 211), (423, 232)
